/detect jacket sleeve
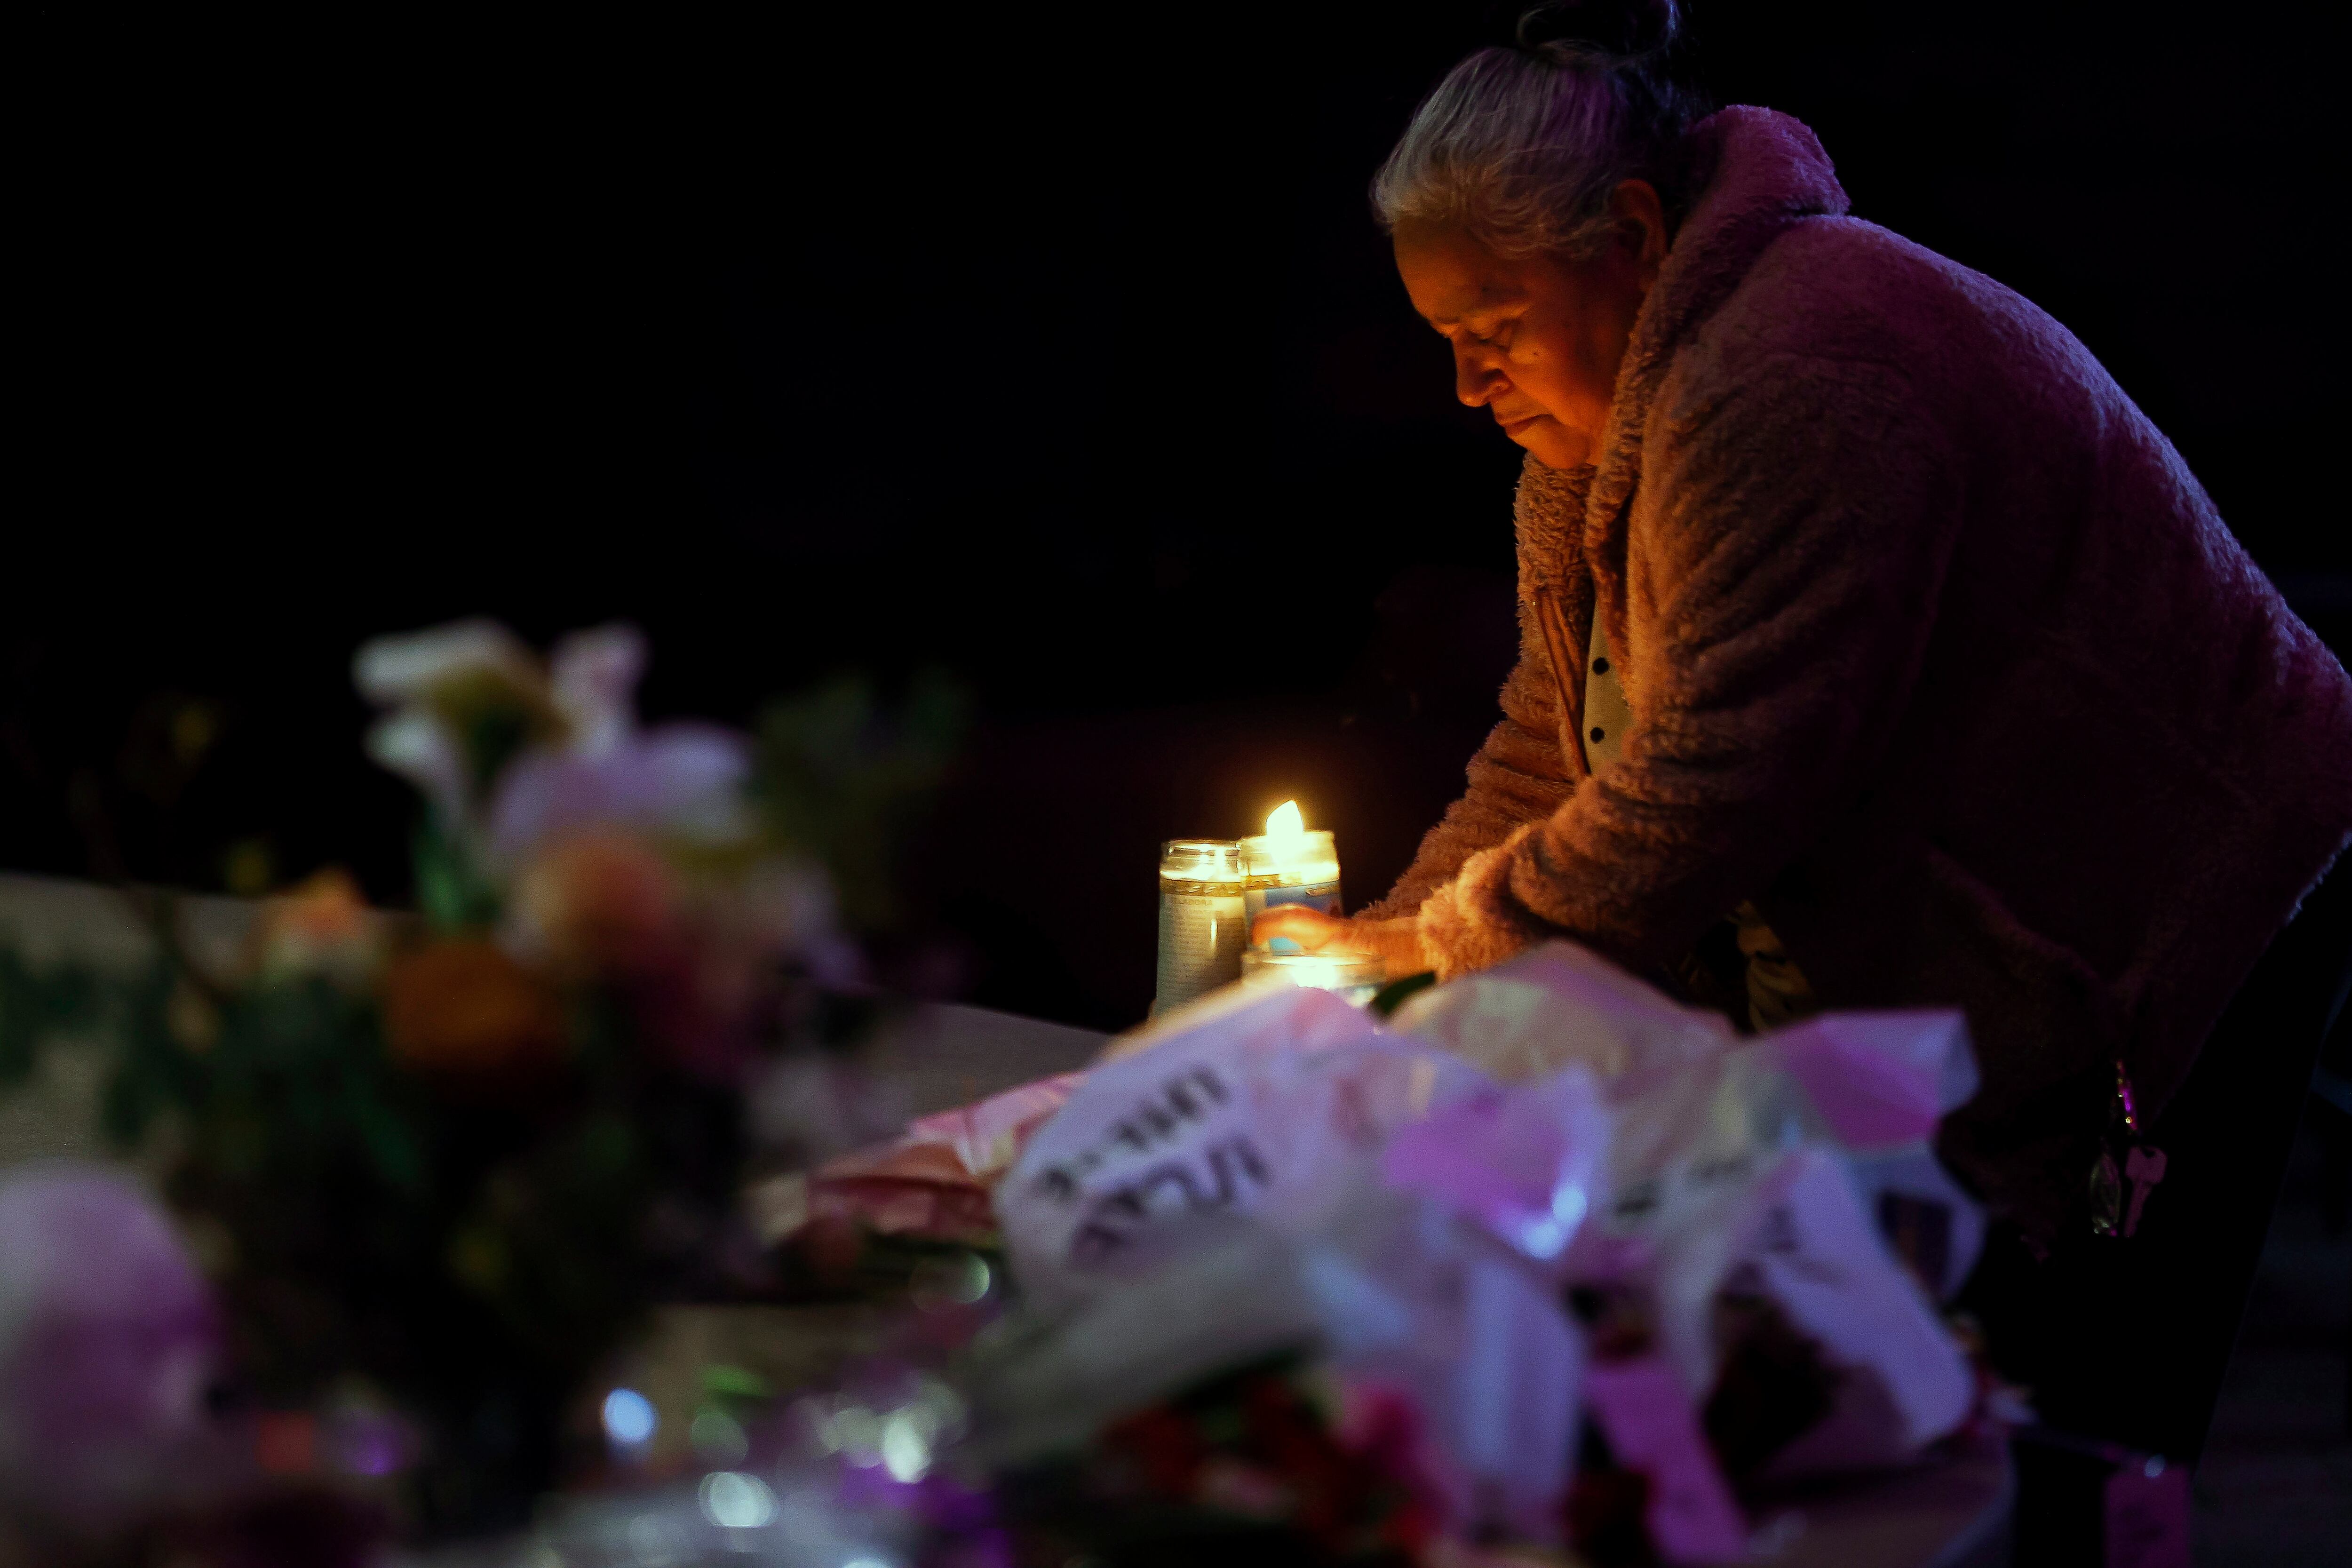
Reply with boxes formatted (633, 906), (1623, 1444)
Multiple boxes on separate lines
(1358, 642), (1579, 920)
(1358, 464), (1589, 921)
(1416, 352), (1967, 976)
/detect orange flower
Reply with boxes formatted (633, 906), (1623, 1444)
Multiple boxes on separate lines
(382, 939), (569, 1080)
(507, 831), (683, 980)
(248, 868), (384, 987)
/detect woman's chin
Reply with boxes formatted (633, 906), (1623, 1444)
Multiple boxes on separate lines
(1508, 422), (1594, 471)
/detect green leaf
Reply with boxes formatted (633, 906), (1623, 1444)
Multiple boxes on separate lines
(354, 1098), (429, 1195)
(701, 1364), (771, 1401)
(0, 962), (32, 1087)
(412, 816), (502, 932)
(568, 1114), (639, 1188)
(1368, 971), (1438, 1018)
(100, 1067), (157, 1147)
(0, 951), (106, 1088)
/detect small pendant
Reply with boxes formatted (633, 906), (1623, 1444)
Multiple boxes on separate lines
(2089, 1145), (2123, 1237)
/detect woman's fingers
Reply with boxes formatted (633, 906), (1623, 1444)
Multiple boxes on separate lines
(1247, 909), (1433, 978)
(1250, 905), (1355, 951)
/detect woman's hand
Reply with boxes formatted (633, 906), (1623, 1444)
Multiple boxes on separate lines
(1250, 905), (1355, 951)
(1249, 908), (1432, 977)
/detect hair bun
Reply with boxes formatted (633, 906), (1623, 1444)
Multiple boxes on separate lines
(1514, 0), (1680, 66)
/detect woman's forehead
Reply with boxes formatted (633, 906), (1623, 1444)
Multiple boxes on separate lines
(1393, 224), (1536, 322)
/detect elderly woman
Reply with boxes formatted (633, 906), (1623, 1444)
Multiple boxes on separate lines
(1261, 3), (2352, 1458)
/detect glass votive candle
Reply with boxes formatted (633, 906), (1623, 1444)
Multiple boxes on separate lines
(1240, 828), (1342, 954)
(1155, 839), (1248, 1014)
(1240, 947), (1387, 1006)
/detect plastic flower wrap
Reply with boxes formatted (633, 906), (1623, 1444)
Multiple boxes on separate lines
(1389, 945), (1983, 1560)
(982, 986), (1593, 1547)
(928, 943), (1989, 1564)
(763, 1072), (1086, 1249)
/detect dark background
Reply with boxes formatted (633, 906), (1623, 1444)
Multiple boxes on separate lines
(18, 3), (2344, 1029)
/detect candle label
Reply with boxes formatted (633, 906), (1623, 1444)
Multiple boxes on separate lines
(1156, 889), (1249, 1013)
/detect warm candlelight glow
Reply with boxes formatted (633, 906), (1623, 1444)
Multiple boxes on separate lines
(1240, 801), (1342, 955)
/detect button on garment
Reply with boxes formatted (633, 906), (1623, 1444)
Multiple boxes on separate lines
(1581, 618), (1633, 778)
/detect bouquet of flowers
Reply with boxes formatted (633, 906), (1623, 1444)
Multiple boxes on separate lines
(734, 951), (1997, 1568)
(0, 620), (963, 1550)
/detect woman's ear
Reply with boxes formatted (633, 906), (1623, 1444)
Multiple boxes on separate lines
(1611, 179), (1670, 289)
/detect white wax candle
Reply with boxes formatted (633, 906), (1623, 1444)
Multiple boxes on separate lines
(1240, 801), (1342, 951)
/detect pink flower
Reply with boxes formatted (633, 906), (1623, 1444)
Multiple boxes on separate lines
(487, 724), (751, 869)
(0, 1164), (241, 1530)
(488, 623), (757, 867)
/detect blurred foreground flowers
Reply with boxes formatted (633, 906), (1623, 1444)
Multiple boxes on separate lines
(1, 621), (2006, 1568)
(0, 621), (966, 1558)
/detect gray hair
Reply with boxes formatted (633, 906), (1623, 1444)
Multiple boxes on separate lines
(1371, 2), (1704, 260)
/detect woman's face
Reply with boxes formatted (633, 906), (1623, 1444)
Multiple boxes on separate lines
(1393, 181), (1667, 471)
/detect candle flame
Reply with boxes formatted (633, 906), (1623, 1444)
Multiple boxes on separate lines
(1266, 800), (1304, 839)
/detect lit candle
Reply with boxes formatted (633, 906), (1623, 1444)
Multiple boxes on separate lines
(1154, 839), (1248, 1014)
(1240, 800), (1343, 955)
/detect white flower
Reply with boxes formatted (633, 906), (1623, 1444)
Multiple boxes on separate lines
(548, 623), (646, 760)
(363, 708), (472, 834)
(352, 618), (542, 708)
(353, 619), (559, 836)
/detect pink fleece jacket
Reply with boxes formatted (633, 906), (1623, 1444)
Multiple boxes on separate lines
(1365, 107), (2352, 1237)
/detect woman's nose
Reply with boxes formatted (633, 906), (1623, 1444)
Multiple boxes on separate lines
(1453, 342), (1502, 406)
